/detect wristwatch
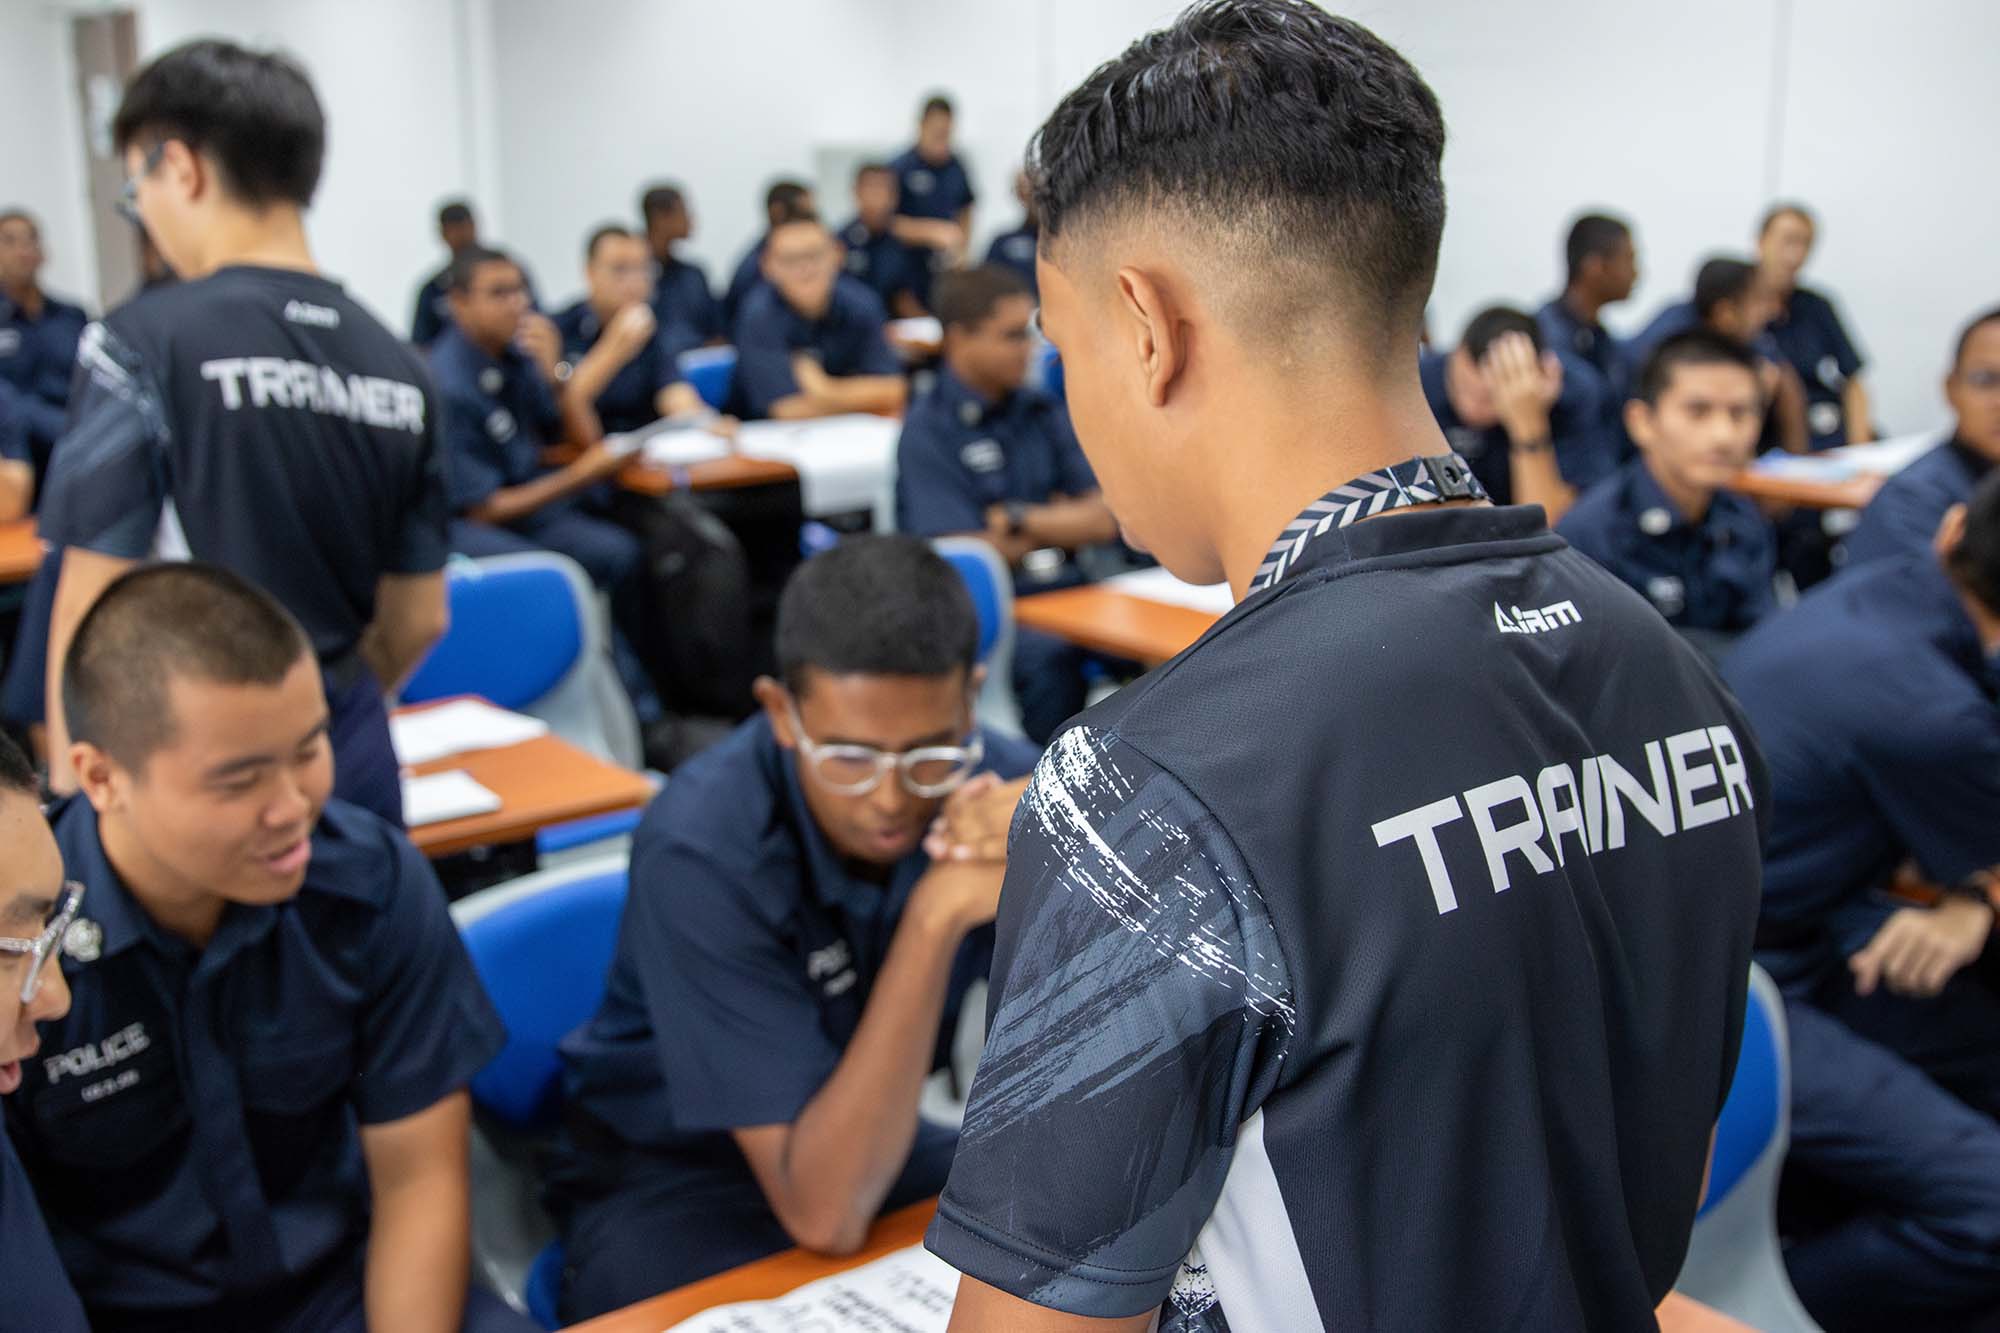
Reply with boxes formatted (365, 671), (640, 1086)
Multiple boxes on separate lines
(1003, 500), (1029, 536)
(1509, 434), (1553, 456)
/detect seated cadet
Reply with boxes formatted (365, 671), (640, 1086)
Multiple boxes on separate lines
(839, 163), (927, 318)
(410, 200), (477, 346)
(0, 209), (90, 478)
(640, 182), (722, 343)
(982, 168), (1039, 298)
(1559, 332), (1775, 640)
(895, 266), (1117, 742)
(890, 95), (975, 303)
(1758, 203), (1872, 450)
(1721, 471), (2000, 1333)
(1631, 256), (1808, 454)
(731, 213), (906, 421)
(721, 179), (815, 330)
(0, 374), (29, 518)
(0, 728), (90, 1332)
(5, 562), (534, 1333)
(1418, 304), (1614, 521)
(553, 223), (710, 436)
(1845, 307), (2000, 566)
(546, 535), (1041, 1319)
(1536, 211), (1638, 410)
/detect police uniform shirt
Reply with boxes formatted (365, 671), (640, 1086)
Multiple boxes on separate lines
(926, 482), (1768, 1330)
(4, 797), (505, 1323)
(837, 216), (925, 313)
(894, 367), (1094, 583)
(0, 290), (89, 452)
(721, 237), (770, 332)
(651, 254), (722, 345)
(0, 1127), (90, 1331)
(984, 224), (1039, 298)
(1417, 347), (1617, 505)
(558, 714), (1039, 1161)
(1723, 553), (2000, 993)
(1843, 438), (1990, 568)
(552, 298), (694, 437)
(429, 323), (563, 514)
(1557, 457), (1776, 631)
(36, 266), (450, 664)
(730, 276), (900, 420)
(1769, 286), (1864, 450)
(1536, 296), (1629, 401)
(0, 376), (27, 468)
(889, 148), (976, 224)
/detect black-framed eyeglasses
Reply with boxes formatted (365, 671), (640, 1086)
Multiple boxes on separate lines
(785, 700), (983, 798)
(116, 142), (168, 227)
(0, 881), (85, 1004)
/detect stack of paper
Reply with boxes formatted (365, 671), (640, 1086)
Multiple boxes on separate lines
(1106, 566), (1238, 616)
(401, 770), (503, 827)
(664, 1243), (956, 1332)
(640, 425), (732, 468)
(390, 699), (549, 766)
(737, 414), (902, 516)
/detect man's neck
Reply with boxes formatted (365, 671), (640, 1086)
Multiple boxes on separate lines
(1561, 284), (1602, 326)
(2, 281), (42, 317)
(183, 205), (316, 280)
(946, 360), (1010, 405)
(98, 817), (226, 949)
(1759, 264), (1797, 299)
(588, 295), (622, 327)
(469, 329), (512, 360)
(1642, 453), (1713, 524)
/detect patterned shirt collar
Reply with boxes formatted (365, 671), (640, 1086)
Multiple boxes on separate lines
(1250, 453), (1485, 593)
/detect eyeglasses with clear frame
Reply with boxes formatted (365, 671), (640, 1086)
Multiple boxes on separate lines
(116, 142), (168, 226)
(785, 700), (983, 798)
(0, 880), (85, 1004)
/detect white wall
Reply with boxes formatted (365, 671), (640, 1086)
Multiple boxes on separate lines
(0, 4), (97, 308)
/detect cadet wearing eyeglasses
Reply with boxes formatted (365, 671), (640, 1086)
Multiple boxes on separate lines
(0, 729), (90, 1332)
(547, 535), (1039, 1321)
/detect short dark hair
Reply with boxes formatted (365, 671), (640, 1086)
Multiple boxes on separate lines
(639, 184), (685, 221)
(933, 265), (1032, 332)
(776, 537), (979, 695)
(113, 39), (325, 208)
(1460, 305), (1543, 361)
(437, 200), (473, 228)
(1635, 330), (1760, 406)
(1565, 213), (1630, 285)
(1693, 258), (1759, 321)
(447, 245), (515, 293)
(1953, 306), (2000, 372)
(585, 223), (636, 262)
(921, 95), (955, 120)
(765, 180), (813, 219)
(1029, 0), (1445, 347)
(0, 729), (34, 797)
(1947, 469), (2000, 616)
(0, 209), (37, 234)
(770, 211), (824, 237)
(64, 563), (314, 770)
(854, 161), (895, 187)
(1759, 202), (1814, 237)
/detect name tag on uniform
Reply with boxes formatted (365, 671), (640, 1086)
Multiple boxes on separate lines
(960, 439), (1004, 474)
(806, 940), (857, 997)
(486, 408), (517, 442)
(0, 329), (20, 357)
(908, 169), (936, 196)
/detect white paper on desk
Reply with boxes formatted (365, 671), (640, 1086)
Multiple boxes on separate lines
(662, 1243), (956, 1333)
(640, 425), (732, 468)
(390, 699), (549, 766)
(736, 415), (902, 517)
(1748, 452), (1860, 482)
(401, 770), (503, 827)
(888, 316), (943, 345)
(1106, 566), (1237, 616)
(1824, 429), (1945, 478)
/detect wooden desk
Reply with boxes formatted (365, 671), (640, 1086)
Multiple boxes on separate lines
(399, 712), (655, 859)
(617, 454), (799, 498)
(0, 520), (43, 585)
(563, 1198), (1752, 1332)
(1725, 466), (1885, 511)
(1016, 584), (1220, 667)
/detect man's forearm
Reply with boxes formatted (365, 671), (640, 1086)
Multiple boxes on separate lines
(0, 460), (31, 522)
(363, 1097), (473, 1333)
(467, 460), (602, 527)
(772, 375), (907, 420)
(1022, 497), (1119, 551)
(1843, 377), (1874, 445)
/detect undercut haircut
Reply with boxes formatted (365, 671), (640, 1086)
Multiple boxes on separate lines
(447, 246), (515, 293)
(113, 39), (325, 208)
(0, 729), (34, 796)
(933, 265), (1032, 332)
(1460, 305), (1543, 361)
(776, 536), (979, 696)
(1565, 213), (1631, 285)
(1693, 258), (1759, 321)
(1953, 306), (2000, 372)
(1635, 330), (1760, 406)
(63, 563), (313, 770)
(1028, 0), (1446, 352)
(1947, 469), (2000, 618)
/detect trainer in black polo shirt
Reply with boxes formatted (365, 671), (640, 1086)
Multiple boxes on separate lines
(37, 41), (449, 828)
(922, 5), (1768, 1329)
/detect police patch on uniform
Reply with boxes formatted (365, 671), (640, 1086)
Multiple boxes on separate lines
(957, 400), (982, 427)
(1639, 507), (1673, 537)
(63, 918), (102, 964)
(486, 408), (517, 441)
(0, 329), (20, 357)
(846, 250), (868, 274)
(1817, 355), (1843, 388)
(908, 169), (936, 196)
(1646, 575), (1686, 617)
(479, 367), (504, 395)
(1810, 401), (1843, 438)
(960, 439), (1004, 474)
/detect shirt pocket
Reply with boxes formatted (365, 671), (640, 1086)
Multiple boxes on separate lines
(29, 1035), (190, 1220)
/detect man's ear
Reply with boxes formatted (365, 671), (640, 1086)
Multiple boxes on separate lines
(1623, 397), (1656, 454)
(70, 741), (126, 816)
(753, 675), (797, 748)
(1935, 502), (1969, 561)
(1114, 266), (1186, 409)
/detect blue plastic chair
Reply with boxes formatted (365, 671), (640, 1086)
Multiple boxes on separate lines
(453, 856), (630, 1328)
(1038, 343), (1064, 401)
(1674, 964), (1820, 1330)
(931, 537), (1020, 737)
(678, 345), (737, 412)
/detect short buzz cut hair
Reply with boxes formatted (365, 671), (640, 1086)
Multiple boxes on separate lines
(1635, 329), (1761, 406)
(933, 265), (1032, 333)
(113, 39), (325, 208)
(1459, 305), (1543, 361)
(765, 179), (813, 219)
(447, 245), (515, 293)
(1565, 213), (1631, 285)
(854, 160), (896, 186)
(0, 728), (34, 797)
(1028, 0), (1446, 354)
(585, 222), (637, 262)
(775, 536), (979, 696)
(1759, 201), (1814, 236)
(639, 183), (685, 221)
(921, 94), (955, 120)
(1693, 258), (1759, 321)
(1952, 306), (2000, 372)
(63, 563), (314, 770)
(438, 199), (473, 228)
(0, 209), (38, 235)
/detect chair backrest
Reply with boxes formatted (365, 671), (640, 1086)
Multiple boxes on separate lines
(678, 345), (738, 412)
(932, 537), (1022, 736)
(1700, 964), (1785, 1216)
(452, 855), (629, 1130)
(1038, 343), (1065, 401)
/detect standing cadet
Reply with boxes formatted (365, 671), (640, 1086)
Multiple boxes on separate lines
(839, 163), (927, 318)
(1558, 332), (1776, 641)
(0, 728), (90, 1332)
(1757, 203), (1872, 450)
(1843, 307), (2000, 567)
(731, 214), (906, 421)
(640, 183), (722, 344)
(721, 180), (816, 331)
(982, 169), (1039, 298)
(410, 200), (479, 347)
(1536, 211), (1639, 410)
(8, 563), (537, 1332)
(1723, 470), (2000, 1332)
(553, 224), (709, 435)
(38, 40), (451, 828)
(920, 4), (1768, 1329)
(0, 209), (90, 478)
(890, 96), (976, 302)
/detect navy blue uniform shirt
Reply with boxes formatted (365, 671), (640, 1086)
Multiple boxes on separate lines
(889, 149), (976, 223)
(559, 714), (1039, 1154)
(1558, 457), (1776, 630)
(0, 1126), (89, 1330)
(838, 217), (925, 314)
(1630, 301), (1784, 374)
(0, 376), (27, 467)
(1769, 286), (1864, 450)
(429, 324), (563, 513)
(552, 299), (692, 436)
(928, 497), (1767, 1331)
(1536, 296), (1630, 403)
(36, 266), (449, 663)
(1418, 347), (1617, 504)
(0, 291), (88, 457)
(1844, 438), (1989, 567)
(730, 276), (899, 420)
(651, 254), (721, 344)
(721, 237), (769, 331)
(984, 225), (1039, 297)
(1723, 554), (2000, 992)
(4, 797), (505, 1326)
(412, 262), (538, 347)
